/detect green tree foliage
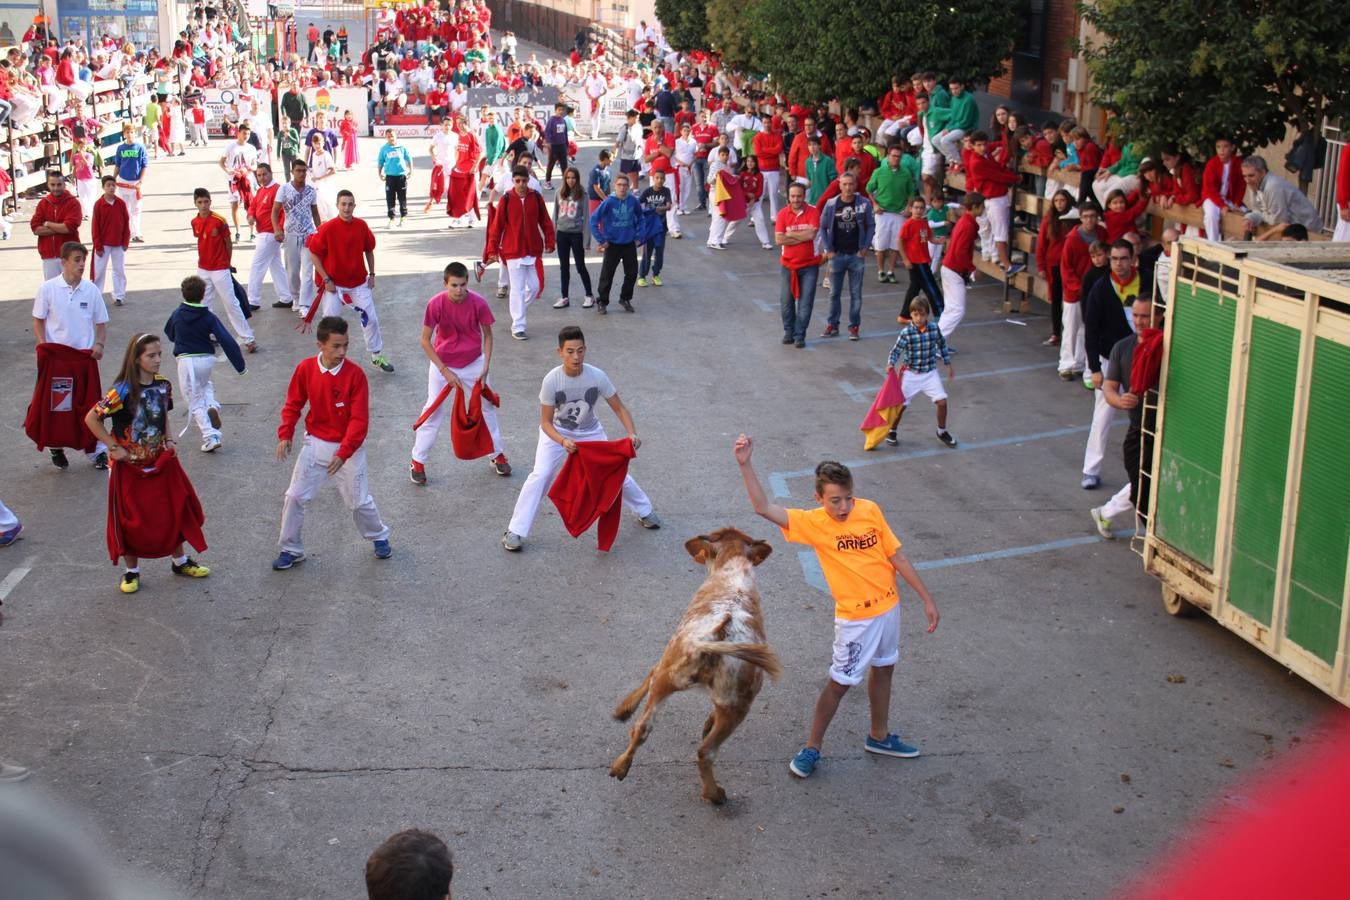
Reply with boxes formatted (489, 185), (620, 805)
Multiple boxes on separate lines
(746, 0), (1015, 104)
(707, 0), (761, 73)
(655, 0), (709, 52)
(1081, 0), (1350, 153)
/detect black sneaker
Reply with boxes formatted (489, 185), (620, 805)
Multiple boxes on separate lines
(597, 303), (608, 315)
(937, 430), (958, 448)
(781, 334), (794, 345)
(794, 338), (806, 348)
(885, 430), (898, 446)
(271, 300), (292, 308)
(410, 461), (427, 485)
(93, 451), (108, 470)
(620, 299), (635, 313)
(50, 448), (69, 469)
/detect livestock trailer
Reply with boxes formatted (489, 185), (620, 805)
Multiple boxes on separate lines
(1140, 239), (1350, 705)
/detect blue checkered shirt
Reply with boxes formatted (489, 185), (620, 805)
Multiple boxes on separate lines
(887, 325), (950, 373)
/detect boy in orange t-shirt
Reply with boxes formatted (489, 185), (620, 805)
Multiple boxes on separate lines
(734, 434), (940, 780)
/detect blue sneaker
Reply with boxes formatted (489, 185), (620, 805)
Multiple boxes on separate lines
(1081, 474), (1101, 490)
(373, 539), (393, 559)
(0, 523), (22, 547)
(272, 550), (305, 571)
(864, 734), (921, 758)
(789, 746), (820, 778)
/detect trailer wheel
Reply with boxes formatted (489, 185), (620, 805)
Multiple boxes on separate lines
(1162, 586), (1199, 618)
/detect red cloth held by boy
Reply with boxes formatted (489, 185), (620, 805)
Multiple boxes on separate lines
(548, 438), (636, 551)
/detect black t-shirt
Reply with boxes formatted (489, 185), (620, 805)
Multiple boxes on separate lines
(506, 136), (535, 163)
(639, 186), (672, 232)
(829, 196), (866, 255)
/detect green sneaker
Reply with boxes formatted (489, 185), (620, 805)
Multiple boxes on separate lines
(652, 275), (663, 286)
(637, 276), (647, 287)
(371, 354), (395, 373)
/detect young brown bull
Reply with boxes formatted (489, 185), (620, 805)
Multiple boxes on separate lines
(609, 527), (781, 804)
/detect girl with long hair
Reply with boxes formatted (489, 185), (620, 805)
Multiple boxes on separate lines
(551, 166), (594, 308)
(737, 154), (772, 249)
(84, 334), (209, 595)
(1034, 189), (1075, 347)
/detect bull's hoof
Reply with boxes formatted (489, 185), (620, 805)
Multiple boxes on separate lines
(703, 785), (727, 805)
(609, 760), (630, 781)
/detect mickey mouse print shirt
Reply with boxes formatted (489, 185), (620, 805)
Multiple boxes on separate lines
(539, 363), (616, 433)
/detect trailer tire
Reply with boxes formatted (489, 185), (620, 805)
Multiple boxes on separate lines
(1162, 586), (1199, 618)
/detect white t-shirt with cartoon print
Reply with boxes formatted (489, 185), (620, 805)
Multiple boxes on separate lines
(540, 363), (616, 433)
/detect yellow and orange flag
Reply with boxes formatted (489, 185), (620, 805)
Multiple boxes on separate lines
(860, 368), (905, 450)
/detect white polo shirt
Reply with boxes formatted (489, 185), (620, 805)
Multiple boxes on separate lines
(32, 275), (109, 349)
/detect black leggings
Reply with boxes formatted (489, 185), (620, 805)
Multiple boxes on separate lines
(556, 230), (592, 299)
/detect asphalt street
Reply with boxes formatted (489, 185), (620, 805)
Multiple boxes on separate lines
(0, 134), (1336, 899)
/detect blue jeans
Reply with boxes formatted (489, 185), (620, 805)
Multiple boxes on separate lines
(692, 157), (708, 207)
(779, 264), (819, 341)
(826, 254), (866, 329)
(640, 233), (666, 277)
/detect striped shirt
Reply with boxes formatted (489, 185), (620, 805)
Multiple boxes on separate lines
(887, 324), (950, 373)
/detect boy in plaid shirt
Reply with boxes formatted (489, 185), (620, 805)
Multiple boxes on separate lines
(885, 297), (957, 448)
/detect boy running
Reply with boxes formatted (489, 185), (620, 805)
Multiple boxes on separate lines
(410, 261), (511, 484)
(163, 275), (246, 453)
(274, 316), (392, 570)
(501, 326), (661, 552)
(734, 434), (940, 779)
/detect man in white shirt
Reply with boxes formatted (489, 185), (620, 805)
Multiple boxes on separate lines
(31, 241), (109, 468)
(584, 65), (608, 140)
(727, 105), (763, 154)
(449, 83), (469, 115)
(220, 124), (260, 240)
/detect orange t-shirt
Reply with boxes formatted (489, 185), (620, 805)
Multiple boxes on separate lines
(782, 498), (901, 620)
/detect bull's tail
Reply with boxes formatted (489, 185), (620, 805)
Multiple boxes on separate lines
(692, 641), (782, 679)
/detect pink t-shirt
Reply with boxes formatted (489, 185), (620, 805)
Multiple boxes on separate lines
(423, 289), (494, 367)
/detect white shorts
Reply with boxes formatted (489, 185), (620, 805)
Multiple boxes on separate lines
(830, 606), (900, 685)
(901, 368), (947, 404)
(874, 211), (903, 252)
(984, 194), (1011, 242)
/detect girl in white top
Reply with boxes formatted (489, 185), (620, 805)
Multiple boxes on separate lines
(306, 132), (338, 220)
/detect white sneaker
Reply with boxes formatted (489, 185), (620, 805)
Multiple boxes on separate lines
(582, 296), (595, 308)
(762, 242), (773, 250)
(201, 435), (221, 453)
(553, 297), (570, 308)
(1089, 507), (1114, 539)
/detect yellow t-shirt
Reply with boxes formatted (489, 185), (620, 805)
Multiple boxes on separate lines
(782, 498), (901, 620)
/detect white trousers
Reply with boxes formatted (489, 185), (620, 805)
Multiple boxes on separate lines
(115, 185), (142, 239)
(1093, 174), (1139, 208)
(928, 240), (944, 272)
(506, 256), (539, 333)
(91, 246), (127, 301)
(1083, 356), (1116, 478)
(281, 232), (316, 311)
(506, 423), (653, 538)
(411, 356), (503, 462)
(738, 203), (770, 245)
(938, 267), (966, 338)
(708, 210), (737, 245)
(76, 178), (99, 218)
(248, 231), (291, 307)
(1058, 301), (1088, 373)
(1202, 199), (1226, 241)
(41, 257), (61, 280)
(0, 499), (17, 531)
(176, 355), (219, 441)
(763, 169), (783, 219)
(198, 268), (256, 343)
(676, 164), (694, 211)
(1335, 216), (1350, 242)
(1100, 482), (1133, 520)
(279, 438), (389, 554)
(319, 284), (383, 355)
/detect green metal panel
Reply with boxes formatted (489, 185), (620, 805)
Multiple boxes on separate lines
(1285, 337), (1350, 664)
(1154, 282), (1236, 567)
(1225, 318), (1299, 626)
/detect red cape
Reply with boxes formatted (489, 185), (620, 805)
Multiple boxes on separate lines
(25, 342), (102, 453)
(106, 448), (207, 562)
(547, 438), (635, 552)
(450, 380), (500, 459)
